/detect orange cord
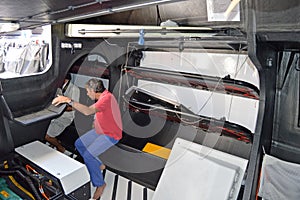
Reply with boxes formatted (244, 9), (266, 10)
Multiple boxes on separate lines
(39, 185), (49, 200)
(26, 164), (50, 200)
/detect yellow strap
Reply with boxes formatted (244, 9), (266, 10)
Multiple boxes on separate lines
(8, 176), (35, 200)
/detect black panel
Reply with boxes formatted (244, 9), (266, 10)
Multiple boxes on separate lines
(254, 0), (300, 31)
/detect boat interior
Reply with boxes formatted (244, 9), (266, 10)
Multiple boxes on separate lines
(0, 0), (300, 199)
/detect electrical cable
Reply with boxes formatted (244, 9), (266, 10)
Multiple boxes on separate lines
(227, 44), (243, 120)
(3, 161), (35, 200)
(25, 164), (50, 200)
(234, 56), (248, 79)
(117, 42), (136, 104)
(156, 5), (162, 26)
(195, 77), (223, 115)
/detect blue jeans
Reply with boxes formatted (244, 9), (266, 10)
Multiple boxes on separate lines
(75, 129), (118, 187)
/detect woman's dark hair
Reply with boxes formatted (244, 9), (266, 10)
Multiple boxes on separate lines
(85, 78), (105, 93)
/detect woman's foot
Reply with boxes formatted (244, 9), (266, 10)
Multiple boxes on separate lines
(93, 183), (106, 199)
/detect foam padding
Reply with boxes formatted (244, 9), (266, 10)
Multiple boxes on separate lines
(142, 143), (171, 159)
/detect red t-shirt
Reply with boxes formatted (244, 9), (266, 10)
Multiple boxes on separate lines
(93, 90), (122, 140)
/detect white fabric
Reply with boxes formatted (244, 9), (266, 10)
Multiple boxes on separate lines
(0, 48), (5, 72)
(2, 43), (49, 75)
(258, 154), (300, 200)
(3, 47), (26, 73)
